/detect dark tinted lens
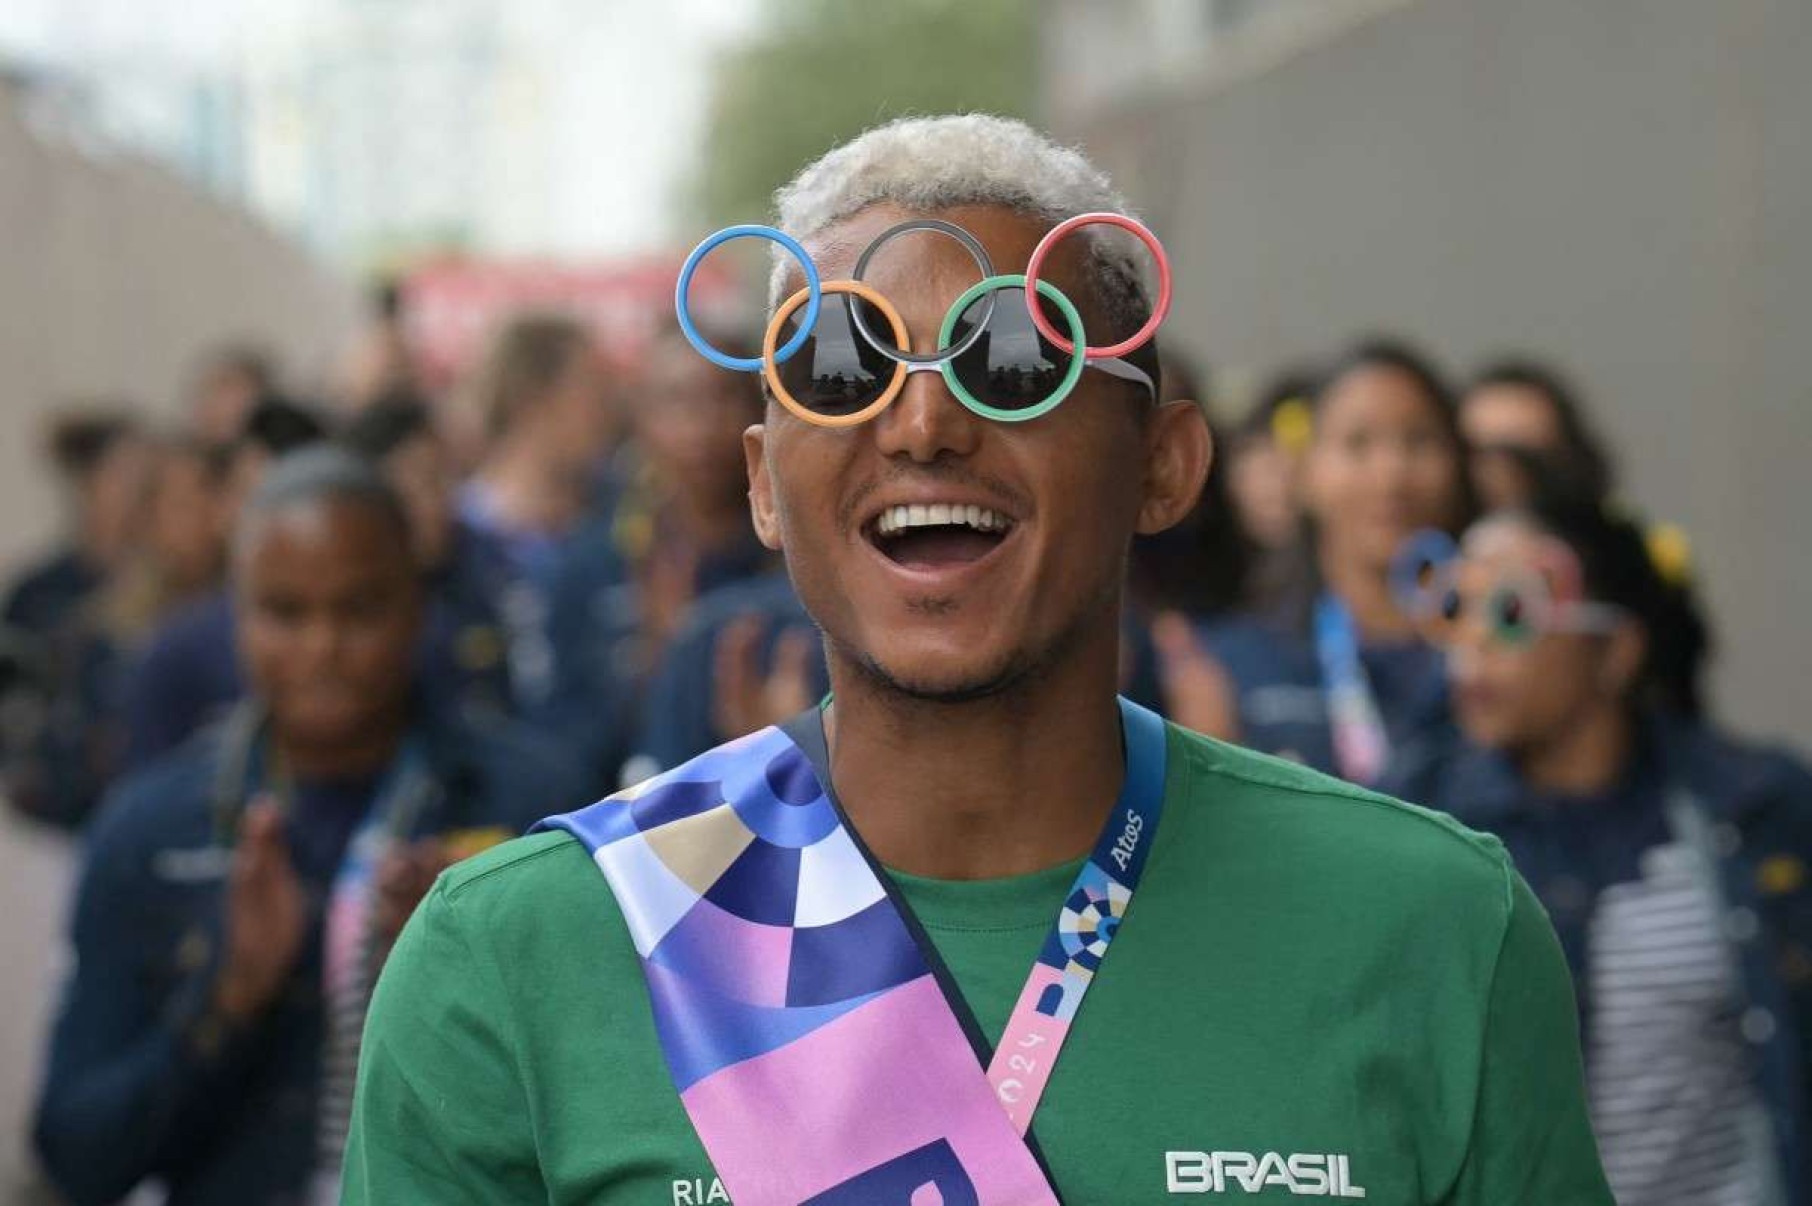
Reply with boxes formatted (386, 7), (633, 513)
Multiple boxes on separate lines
(774, 294), (893, 416)
(1490, 585), (1536, 645)
(1439, 586), (1464, 624)
(949, 287), (1069, 412)
(1399, 556), (1440, 616)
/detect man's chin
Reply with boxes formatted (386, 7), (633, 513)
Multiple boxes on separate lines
(1458, 715), (1515, 752)
(278, 712), (377, 752)
(851, 647), (1031, 706)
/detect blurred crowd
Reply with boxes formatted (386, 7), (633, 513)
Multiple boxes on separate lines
(5, 282), (1810, 1204)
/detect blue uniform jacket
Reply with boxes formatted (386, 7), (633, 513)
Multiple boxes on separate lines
(532, 511), (777, 795)
(1196, 612), (1448, 778)
(2, 552), (126, 829)
(33, 705), (589, 1206)
(3, 615), (133, 830)
(1386, 718), (1812, 1202)
(629, 573), (828, 779)
(3, 549), (101, 636)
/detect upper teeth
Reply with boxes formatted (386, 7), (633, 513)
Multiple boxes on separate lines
(875, 503), (1011, 537)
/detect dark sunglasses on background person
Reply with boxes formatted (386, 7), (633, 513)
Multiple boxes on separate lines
(1391, 527), (1627, 650)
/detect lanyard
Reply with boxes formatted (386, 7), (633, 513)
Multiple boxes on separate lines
(315, 738), (437, 1185)
(209, 705), (435, 854)
(980, 705), (1166, 1132)
(215, 719), (437, 1043)
(318, 737), (436, 1008)
(209, 708), (439, 1191)
(1313, 594), (1389, 785)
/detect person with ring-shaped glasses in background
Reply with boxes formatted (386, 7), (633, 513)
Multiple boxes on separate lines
(344, 115), (1611, 1205)
(1383, 474), (1812, 1206)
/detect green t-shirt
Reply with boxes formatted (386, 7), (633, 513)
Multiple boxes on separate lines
(343, 726), (1611, 1204)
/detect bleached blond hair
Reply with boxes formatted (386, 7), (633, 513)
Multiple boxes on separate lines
(767, 114), (1154, 342)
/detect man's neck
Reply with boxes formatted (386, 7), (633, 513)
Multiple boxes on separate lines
(275, 709), (409, 784)
(1517, 704), (1635, 797)
(1320, 543), (1413, 642)
(823, 630), (1126, 881)
(477, 436), (590, 535)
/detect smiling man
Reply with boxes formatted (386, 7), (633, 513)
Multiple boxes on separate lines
(344, 116), (1610, 1205)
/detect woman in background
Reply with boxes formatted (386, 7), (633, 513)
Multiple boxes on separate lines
(456, 315), (619, 717)
(1461, 357), (1616, 511)
(1226, 368), (1318, 561)
(1386, 484), (1812, 1206)
(2, 411), (149, 637)
(5, 435), (225, 829)
(1170, 339), (1475, 783)
(535, 322), (776, 793)
(99, 437), (229, 637)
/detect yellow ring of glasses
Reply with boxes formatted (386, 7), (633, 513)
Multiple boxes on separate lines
(762, 281), (909, 429)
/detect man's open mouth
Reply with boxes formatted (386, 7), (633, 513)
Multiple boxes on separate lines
(865, 502), (1016, 570)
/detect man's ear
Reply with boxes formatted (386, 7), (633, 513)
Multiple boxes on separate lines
(1136, 400), (1213, 535)
(744, 424), (783, 551)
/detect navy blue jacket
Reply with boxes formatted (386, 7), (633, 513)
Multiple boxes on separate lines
(3, 549), (101, 636)
(521, 510), (637, 788)
(122, 592), (241, 769)
(1386, 718), (1812, 1201)
(1196, 612), (1448, 778)
(2, 553), (126, 829)
(34, 706), (589, 1206)
(3, 616), (133, 830)
(629, 573), (827, 779)
(533, 511), (777, 794)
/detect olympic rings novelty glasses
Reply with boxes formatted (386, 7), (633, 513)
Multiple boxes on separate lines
(672, 214), (1173, 428)
(1390, 529), (1628, 650)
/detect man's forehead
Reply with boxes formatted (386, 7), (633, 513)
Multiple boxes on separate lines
(1463, 517), (1546, 564)
(778, 204), (1105, 320)
(804, 205), (1039, 268)
(238, 499), (406, 565)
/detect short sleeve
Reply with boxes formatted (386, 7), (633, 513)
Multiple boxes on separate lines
(1447, 868), (1613, 1204)
(341, 880), (545, 1203)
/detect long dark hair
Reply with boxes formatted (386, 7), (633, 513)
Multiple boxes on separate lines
(1237, 366), (1319, 445)
(1467, 357), (1616, 504)
(1518, 472), (1712, 721)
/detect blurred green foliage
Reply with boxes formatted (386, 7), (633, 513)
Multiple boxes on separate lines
(689, 0), (1038, 233)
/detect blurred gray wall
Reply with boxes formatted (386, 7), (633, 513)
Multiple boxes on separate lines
(0, 79), (361, 569)
(1055, 0), (1810, 752)
(0, 78), (359, 1193)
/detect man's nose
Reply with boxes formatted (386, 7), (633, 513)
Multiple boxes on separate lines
(869, 365), (984, 463)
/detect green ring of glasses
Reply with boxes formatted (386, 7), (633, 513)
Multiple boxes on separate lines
(934, 274), (1087, 423)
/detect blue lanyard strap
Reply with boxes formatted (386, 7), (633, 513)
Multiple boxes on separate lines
(1313, 594), (1389, 785)
(985, 696), (1168, 1132)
